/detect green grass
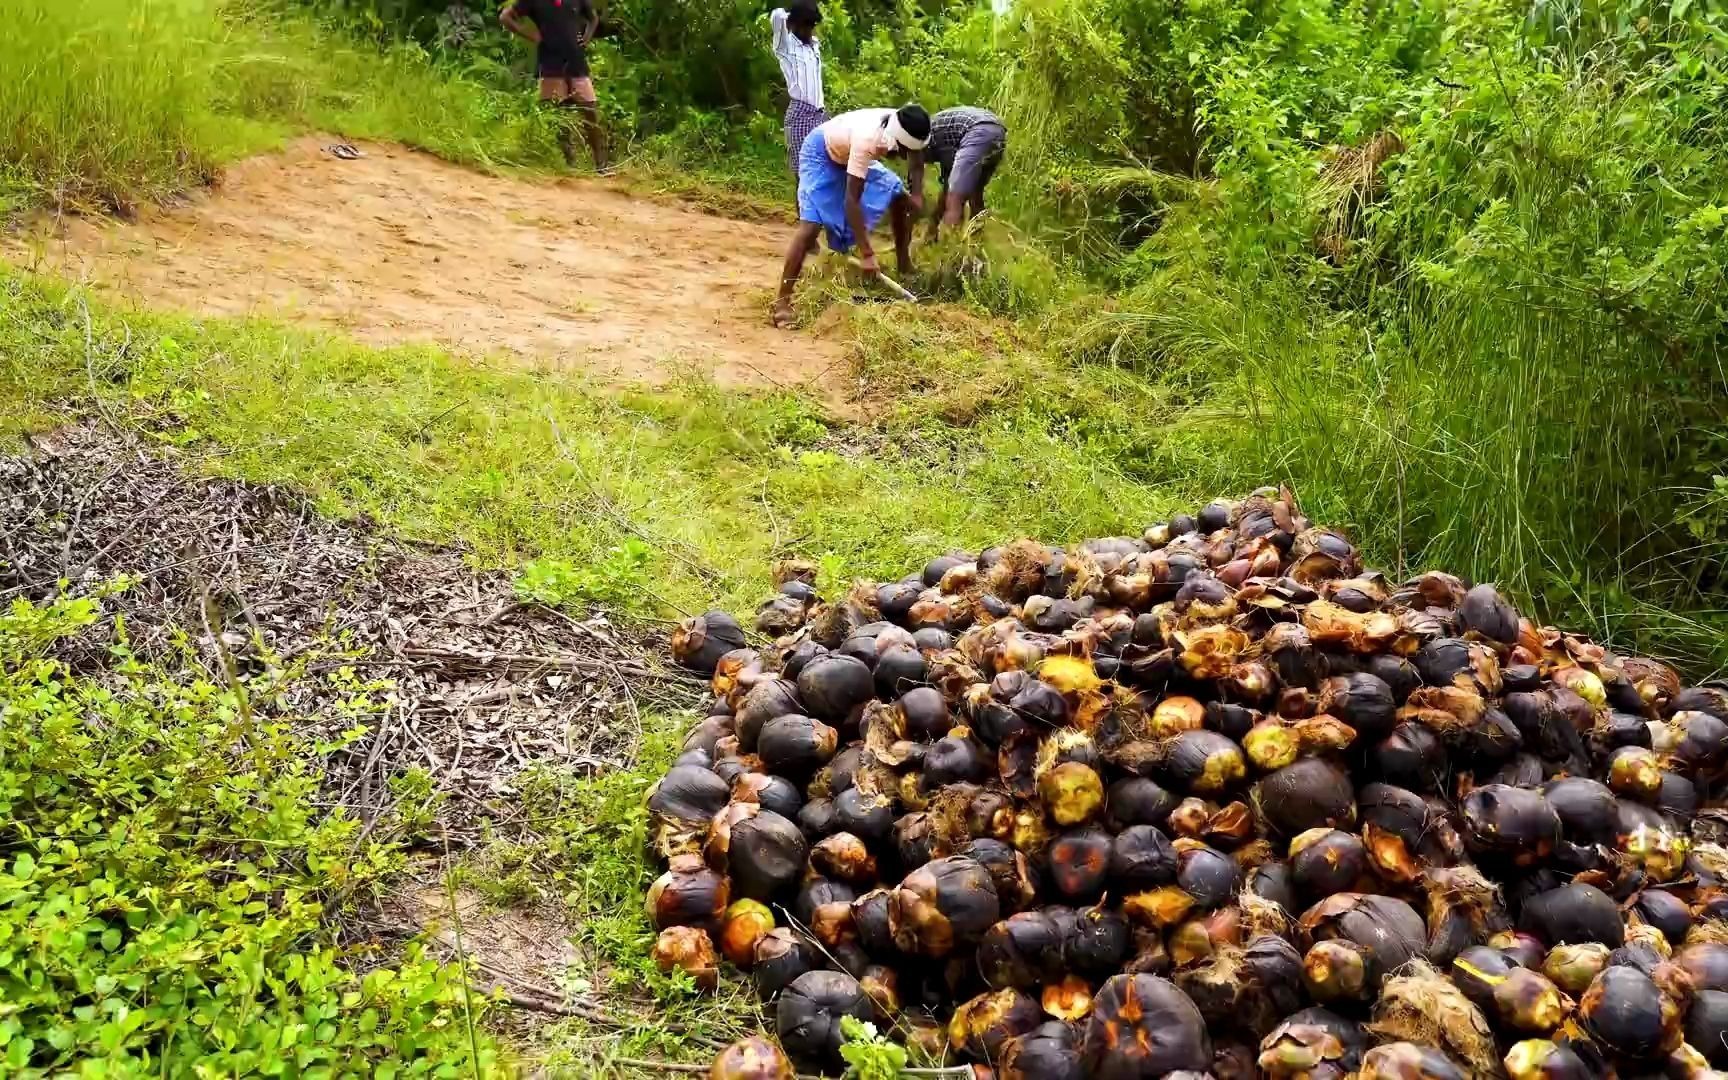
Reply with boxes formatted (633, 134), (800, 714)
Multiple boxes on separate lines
(0, 270), (1181, 619)
(0, 0), (572, 215)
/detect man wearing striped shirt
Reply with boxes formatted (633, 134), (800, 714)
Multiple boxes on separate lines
(921, 106), (1008, 238)
(771, 3), (827, 188)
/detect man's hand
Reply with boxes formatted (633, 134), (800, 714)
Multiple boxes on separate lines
(859, 250), (880, 275)
(908, 192), (925, 214)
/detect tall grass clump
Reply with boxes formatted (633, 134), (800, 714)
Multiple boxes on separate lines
(0, 0), (243, 210)
(1081, 4), (1728, 668)
(0, 0), (564, 214)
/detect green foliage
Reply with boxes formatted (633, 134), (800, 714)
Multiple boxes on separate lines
(0, 0), (566, 213)
(838, 1017), (908, 1079)
(515, 540), (653, 611)
(0, 594), (499, 1077)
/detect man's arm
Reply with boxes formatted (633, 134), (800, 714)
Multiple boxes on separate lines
(770, 7), (791, 54)
(845, 174), (875, 270)
(579, 0), (598, 44)
(906, 150), (925, 213)
(500, 2), (540, 41)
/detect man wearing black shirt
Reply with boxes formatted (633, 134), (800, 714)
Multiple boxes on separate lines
(503, 0), (609, 172)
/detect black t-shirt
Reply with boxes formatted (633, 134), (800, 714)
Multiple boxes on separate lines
(511, 0), (590, 63)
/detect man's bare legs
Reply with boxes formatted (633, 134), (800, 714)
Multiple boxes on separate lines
(774, 194), (914, 329)
(774, 221), (824, 328)
(541, 77), (607, 172)
(888, 192), (914, 273)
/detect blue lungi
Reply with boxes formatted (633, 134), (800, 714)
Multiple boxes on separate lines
(796, 127), (904, 254)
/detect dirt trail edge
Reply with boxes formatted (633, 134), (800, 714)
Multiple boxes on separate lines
(8, 137), (849, 398)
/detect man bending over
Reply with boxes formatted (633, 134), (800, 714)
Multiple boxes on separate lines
(503, 0), (610, 172)
(922, 106), (1006, 238)
(772, 104), (930, 329)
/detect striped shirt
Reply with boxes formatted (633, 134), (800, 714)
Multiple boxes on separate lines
(770, 9), (824, 111)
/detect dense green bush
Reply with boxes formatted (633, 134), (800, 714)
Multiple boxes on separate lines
(0, 593), (498, 1076)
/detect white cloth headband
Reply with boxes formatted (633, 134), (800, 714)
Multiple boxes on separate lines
(883, 112), (928, 151)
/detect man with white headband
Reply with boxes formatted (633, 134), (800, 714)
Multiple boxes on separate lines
(773, 104), (931, 329)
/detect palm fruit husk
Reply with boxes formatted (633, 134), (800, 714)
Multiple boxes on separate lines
(1544, 942), (1612, 996)
(1258, 1006), (1367, 1078)
(978, 911), (1065, 989)
(735, 679), (804, 751)
(810, 831), (877, 886)
(753, 927), (818, 998)
(832, 785), (895, 843)
(1163, 729), (1247, 795)
(651, 761), (730, 822)
(1082, 973), (1212, 1079)
(1039, 760), (1106, 826)
(775, 970), (872, 1067)
(1289, 827), (1371, 900)
(1300, 892), (1427, 980)
(654, 925), (719, 990)
(1502, 1039), (1595, 1080)
(714, 648), (765, 710)
(647, 852), (730, 932)
(757, 714), (838, 780)
(1519, 882), (1626, 949)
(1685, 988), (1728, 1067)
(1303, 939), (1374, 1005)
(731, 772), (803, 820)
(1358, 1042), (1467, 1080)
(1048, 826), (1112, 900)
(962, 837), (1038, 913)
(1579, 964), (1686, 1061)
(673, 610), (748, 673)
(719, 899), (775, 967)
(709, 1035), (795, 1080)
(1174, 838), (1241, 909)
(721, 809), (809, 900)
(795, 654), (876, 727)
(1418, 864), (1507, 967)
(1367, 959), (1501, 1077)
(1108, 824), (1177, 892)
(948, 987), (1042, 1061)
(1067, 902), (1132, 976)
(1104, 776), (1178, 831)
(889, 855), (1001, 958)
(1041, 973), (1094, 1021)
(1460, 783), (1561, 867)
(999, 1020), (1084, 1080)
(1255, 757), (1356, 838)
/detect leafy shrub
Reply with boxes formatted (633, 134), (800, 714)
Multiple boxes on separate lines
(0, 594), (498, 1076)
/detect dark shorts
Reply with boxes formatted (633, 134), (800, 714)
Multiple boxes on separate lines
(536, 44), (589, 79)
(944, 122), (1007, 196)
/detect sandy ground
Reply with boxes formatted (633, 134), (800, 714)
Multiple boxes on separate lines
(6, 138), (847, 395)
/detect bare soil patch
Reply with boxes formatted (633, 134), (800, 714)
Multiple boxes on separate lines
(7, 138), (847, 397)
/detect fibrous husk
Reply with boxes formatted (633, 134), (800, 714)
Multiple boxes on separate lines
(772, 559), (819, 588)
(1685, 919), (1728, 947)
(1420, 864), (1506, 938)
(1239, 888), (1293, 939)
(985, 540), (1054, 603)
(1368, 960), (1500, 1078)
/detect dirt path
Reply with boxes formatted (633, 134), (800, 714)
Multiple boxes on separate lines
(7, 137), (847, 396)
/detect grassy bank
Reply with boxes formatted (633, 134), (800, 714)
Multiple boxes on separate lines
(0, 270), (1178, 617)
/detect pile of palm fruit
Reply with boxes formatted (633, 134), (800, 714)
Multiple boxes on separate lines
(646, 488), (1728, 1079)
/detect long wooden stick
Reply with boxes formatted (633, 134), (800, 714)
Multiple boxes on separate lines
(845, 256), (917, 301)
